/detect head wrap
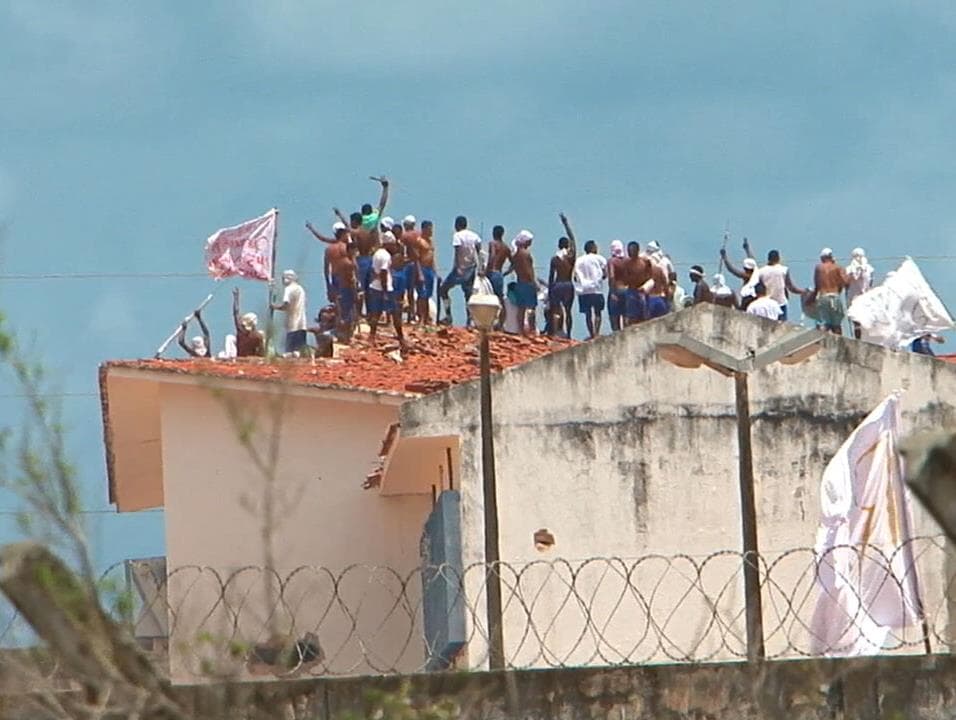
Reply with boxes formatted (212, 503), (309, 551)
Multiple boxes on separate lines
(240, 312), (258, 331)
(820, 247), (833, 258)
(191, 336), (207, 355)
(332, 221), (347, 232)
(380, 216), (395, 230)
(511, 229), (534, 251)
(851, 247), (866, 260)
(609, 240), (625, 259)
(282, 269), (298, 282)
(689, 265), (705, 279)
(403, 215), (416, 226)
(742, 258), (757, 271)
(647, 240), (661, 253)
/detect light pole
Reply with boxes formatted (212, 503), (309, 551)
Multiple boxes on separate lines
(467, 290), (506, 670)
(656, 328), (822, 662)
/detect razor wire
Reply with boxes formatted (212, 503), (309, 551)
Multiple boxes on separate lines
(0, 536), (953, 681)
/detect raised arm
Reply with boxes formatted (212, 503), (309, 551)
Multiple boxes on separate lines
(306, 221), (337, 244)
(232, 287), (242, 333)
(742, 237), (755, 260)
(720, 249), (747, 280)
(195, 310), (211, 356)
(375, 177), (390, 213)
(333, 207), (349, 226)
(559, 212), (577, 260)
(177, 322), (194, 356)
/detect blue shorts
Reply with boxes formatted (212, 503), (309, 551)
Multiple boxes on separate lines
(417, 266), (436, 299)
(285, 329), (307, 354)
(514, 281), (538, 309)
(442, 266), (477, 296)
(608, 289), (627, 318)
(549, 281), (574, 307)
(337, 287), (356, 323)
(367, 288), (396, 315)
(779, 303), (788, 322)
(487, 271), (504, 298)
(402, 263), (417, 291)
(356, 255), (373, 294)
(328, 274), (340, 304)
(625, 290), (646, 321)
(647, 296), (668, 319)
(391, 268), (407, 296)
(578, 293), (605, 315)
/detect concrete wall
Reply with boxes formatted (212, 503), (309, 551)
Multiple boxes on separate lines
(400, 304), (956, 669)
(156, 380), (433, 682)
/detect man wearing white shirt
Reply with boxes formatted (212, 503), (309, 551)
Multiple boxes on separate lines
(368, 234), (407, 349)
(757, 249), (805, 321)
(270, 269), (308, 355)
(746, 282), (782, 321)
(438, 215), (481, 325)
(573, 240), (608, 339)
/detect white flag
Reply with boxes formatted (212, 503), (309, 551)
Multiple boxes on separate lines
(808, 392), (922, 656)
(204, 208), (276, 281)
(847, 258), (953, 349)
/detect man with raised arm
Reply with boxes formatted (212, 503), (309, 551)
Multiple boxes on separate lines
(360, 176), (390, 231)
(232, 288), (265, 357)
(807, 248), (848, 335)
(335, 208), (377, 317)
(547, 213), (577, 337)
(309, 220), (358, 339)
(438, 215), (481, 325)
(177, 309), (212, 358)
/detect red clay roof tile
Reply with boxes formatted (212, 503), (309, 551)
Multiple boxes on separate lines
(103, 326), (575, 396)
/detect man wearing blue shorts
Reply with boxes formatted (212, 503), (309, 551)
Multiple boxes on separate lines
(438, 215), (481, 325)
(368, 236), (407, 350)
(573, 239), (608, 339)
(547, 213), (577, 337)
(623, 241), (651, 325)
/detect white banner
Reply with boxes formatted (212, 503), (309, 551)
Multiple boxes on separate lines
(204, 208), (276, 281)
(809, 392), (923, 656)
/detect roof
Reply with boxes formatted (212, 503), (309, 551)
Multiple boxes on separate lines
(939, 353), (956, 365)
(101, 325), (576, 397)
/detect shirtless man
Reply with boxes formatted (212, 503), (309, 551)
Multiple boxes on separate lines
(367, 232), (408, 351)
(308, 220), (358, 338)
(548, 213), (577, 337)
(335, 208), (377, 317)
(408, 219), (437, 325)
(177, 309), (212, 358)
(380, 218), (408, 322)
(623, 242), (652, 326)
(808, 247), (848, 335)
(232, 287), (265, 357)
(721, 238), (758, 310)
(511, 230), (537, 336)
(645, 261), (670, 319)
(400, 215), (421, 323)
(606, 240), (628, 332)
(485, 225), (512, 328)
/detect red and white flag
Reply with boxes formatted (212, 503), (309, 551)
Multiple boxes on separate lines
(204, 208), (276, 281)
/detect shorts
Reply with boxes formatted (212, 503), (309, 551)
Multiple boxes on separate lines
(625, 289), (646, 321)
(514, 281), (538, 309)
(487, 270), (504, 298)
(608, 288), (627, 318)
(391, 268), (407, 296)
(815, 293), (845, 329)
(417, 266), (436, 299)
(442, 266), (477, 292)
(337, 286), (356, 323)
(647, 296), (668, 319)
(549, 281), (574, 307)
(578, 293), (605, 315)
(779, 303), (788, 322)
(367, 288), (397, 315)
(402, 263), (417, 291)
(356, 255), (373, 294)
(285, 329), (307, 354)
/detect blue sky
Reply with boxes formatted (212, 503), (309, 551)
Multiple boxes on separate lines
(1, 1), (955, 571)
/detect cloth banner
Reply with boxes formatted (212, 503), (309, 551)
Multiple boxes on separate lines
(847, 258), (953, 348)
(204, 208), (276, 281)
(809, 392), (923, 656)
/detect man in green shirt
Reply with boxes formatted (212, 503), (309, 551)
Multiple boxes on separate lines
(361, 176), (390, 230)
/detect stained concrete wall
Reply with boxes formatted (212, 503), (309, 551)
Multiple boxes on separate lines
(400, 304), (956, 669)
(155, 379), (433, 682)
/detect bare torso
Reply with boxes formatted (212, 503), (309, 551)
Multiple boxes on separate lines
(327, 241), (355, 287)
(649, 263), (668, 296)
(609, 257), (628, 290)
(487, 240), (511, 273)
(352, 226), (376, 256)
(514, 248), (535, 283)
(551, 254), (574, 283)
(625, 256), (651, 291)
(815, 261), (847, 295)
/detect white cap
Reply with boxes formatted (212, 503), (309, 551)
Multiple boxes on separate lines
(380, 216), (395, 230)
(382, 230), (397, 243)
(851, 247), (865, 258)
(332, 221), (347, 232)
(282, 269), (298, 281)
(647, 240), (661, 252)
(403, 214), (416, 226)
(820, 247), (833, 257)
(743, 258), (757, 270)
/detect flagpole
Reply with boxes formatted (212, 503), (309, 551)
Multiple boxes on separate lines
(268, 207), (279, 347)
(155, 293), (215, 358)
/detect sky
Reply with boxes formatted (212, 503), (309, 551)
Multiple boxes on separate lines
(2, 1), (956, 572)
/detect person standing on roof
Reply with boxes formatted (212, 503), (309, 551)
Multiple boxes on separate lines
(232, 288), (265, 357)
(689, 265), (714, 304)
(623, 242), (652, 325)
(644, 240), (676, 279)
(368, 233), (408, 350)
(511, 230), (537, 336)
(606, 240), (628, 331)
(270, 270), (308, 356)
(548, 213), (577, 337)
(334, 208), (376, 318)
(361, 176), (390, 231)
(409, 219), (437, 325)
(485, 224), (512, 327)
(845, 247), (874, 339)
(746, 282), (781, 320)
(721, 238), (758, 310)
(757, 249), (805, 321)
(807, 248), (848, 335)
(573, 238), (607, 339)
(400, 215), (422, 324)
(438, 215), (482, 325)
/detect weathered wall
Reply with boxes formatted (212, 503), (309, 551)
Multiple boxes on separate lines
(170, 654), (956, 720)
(400, 304), (956, 668)
(158, 381), (433, 682)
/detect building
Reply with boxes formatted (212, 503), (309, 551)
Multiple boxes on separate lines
(99, 306), (956, 683)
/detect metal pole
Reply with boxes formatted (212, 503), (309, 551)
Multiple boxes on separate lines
(479, 330), (505, 669)
(734, 371), (765, 661)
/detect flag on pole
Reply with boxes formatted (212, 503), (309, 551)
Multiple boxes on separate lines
(847, 258), (953, 349)
(808, 392), (923, 656)
(204, 208), (276, 281)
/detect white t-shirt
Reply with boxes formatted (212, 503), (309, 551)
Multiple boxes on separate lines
(573, 253), (608, 295)
(370, 248), (393, 292)
(452, 229), (481, 270)
(282, 282), (307, 331)
(759, 264), (789, 305)
(746, 296), (782, 320)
